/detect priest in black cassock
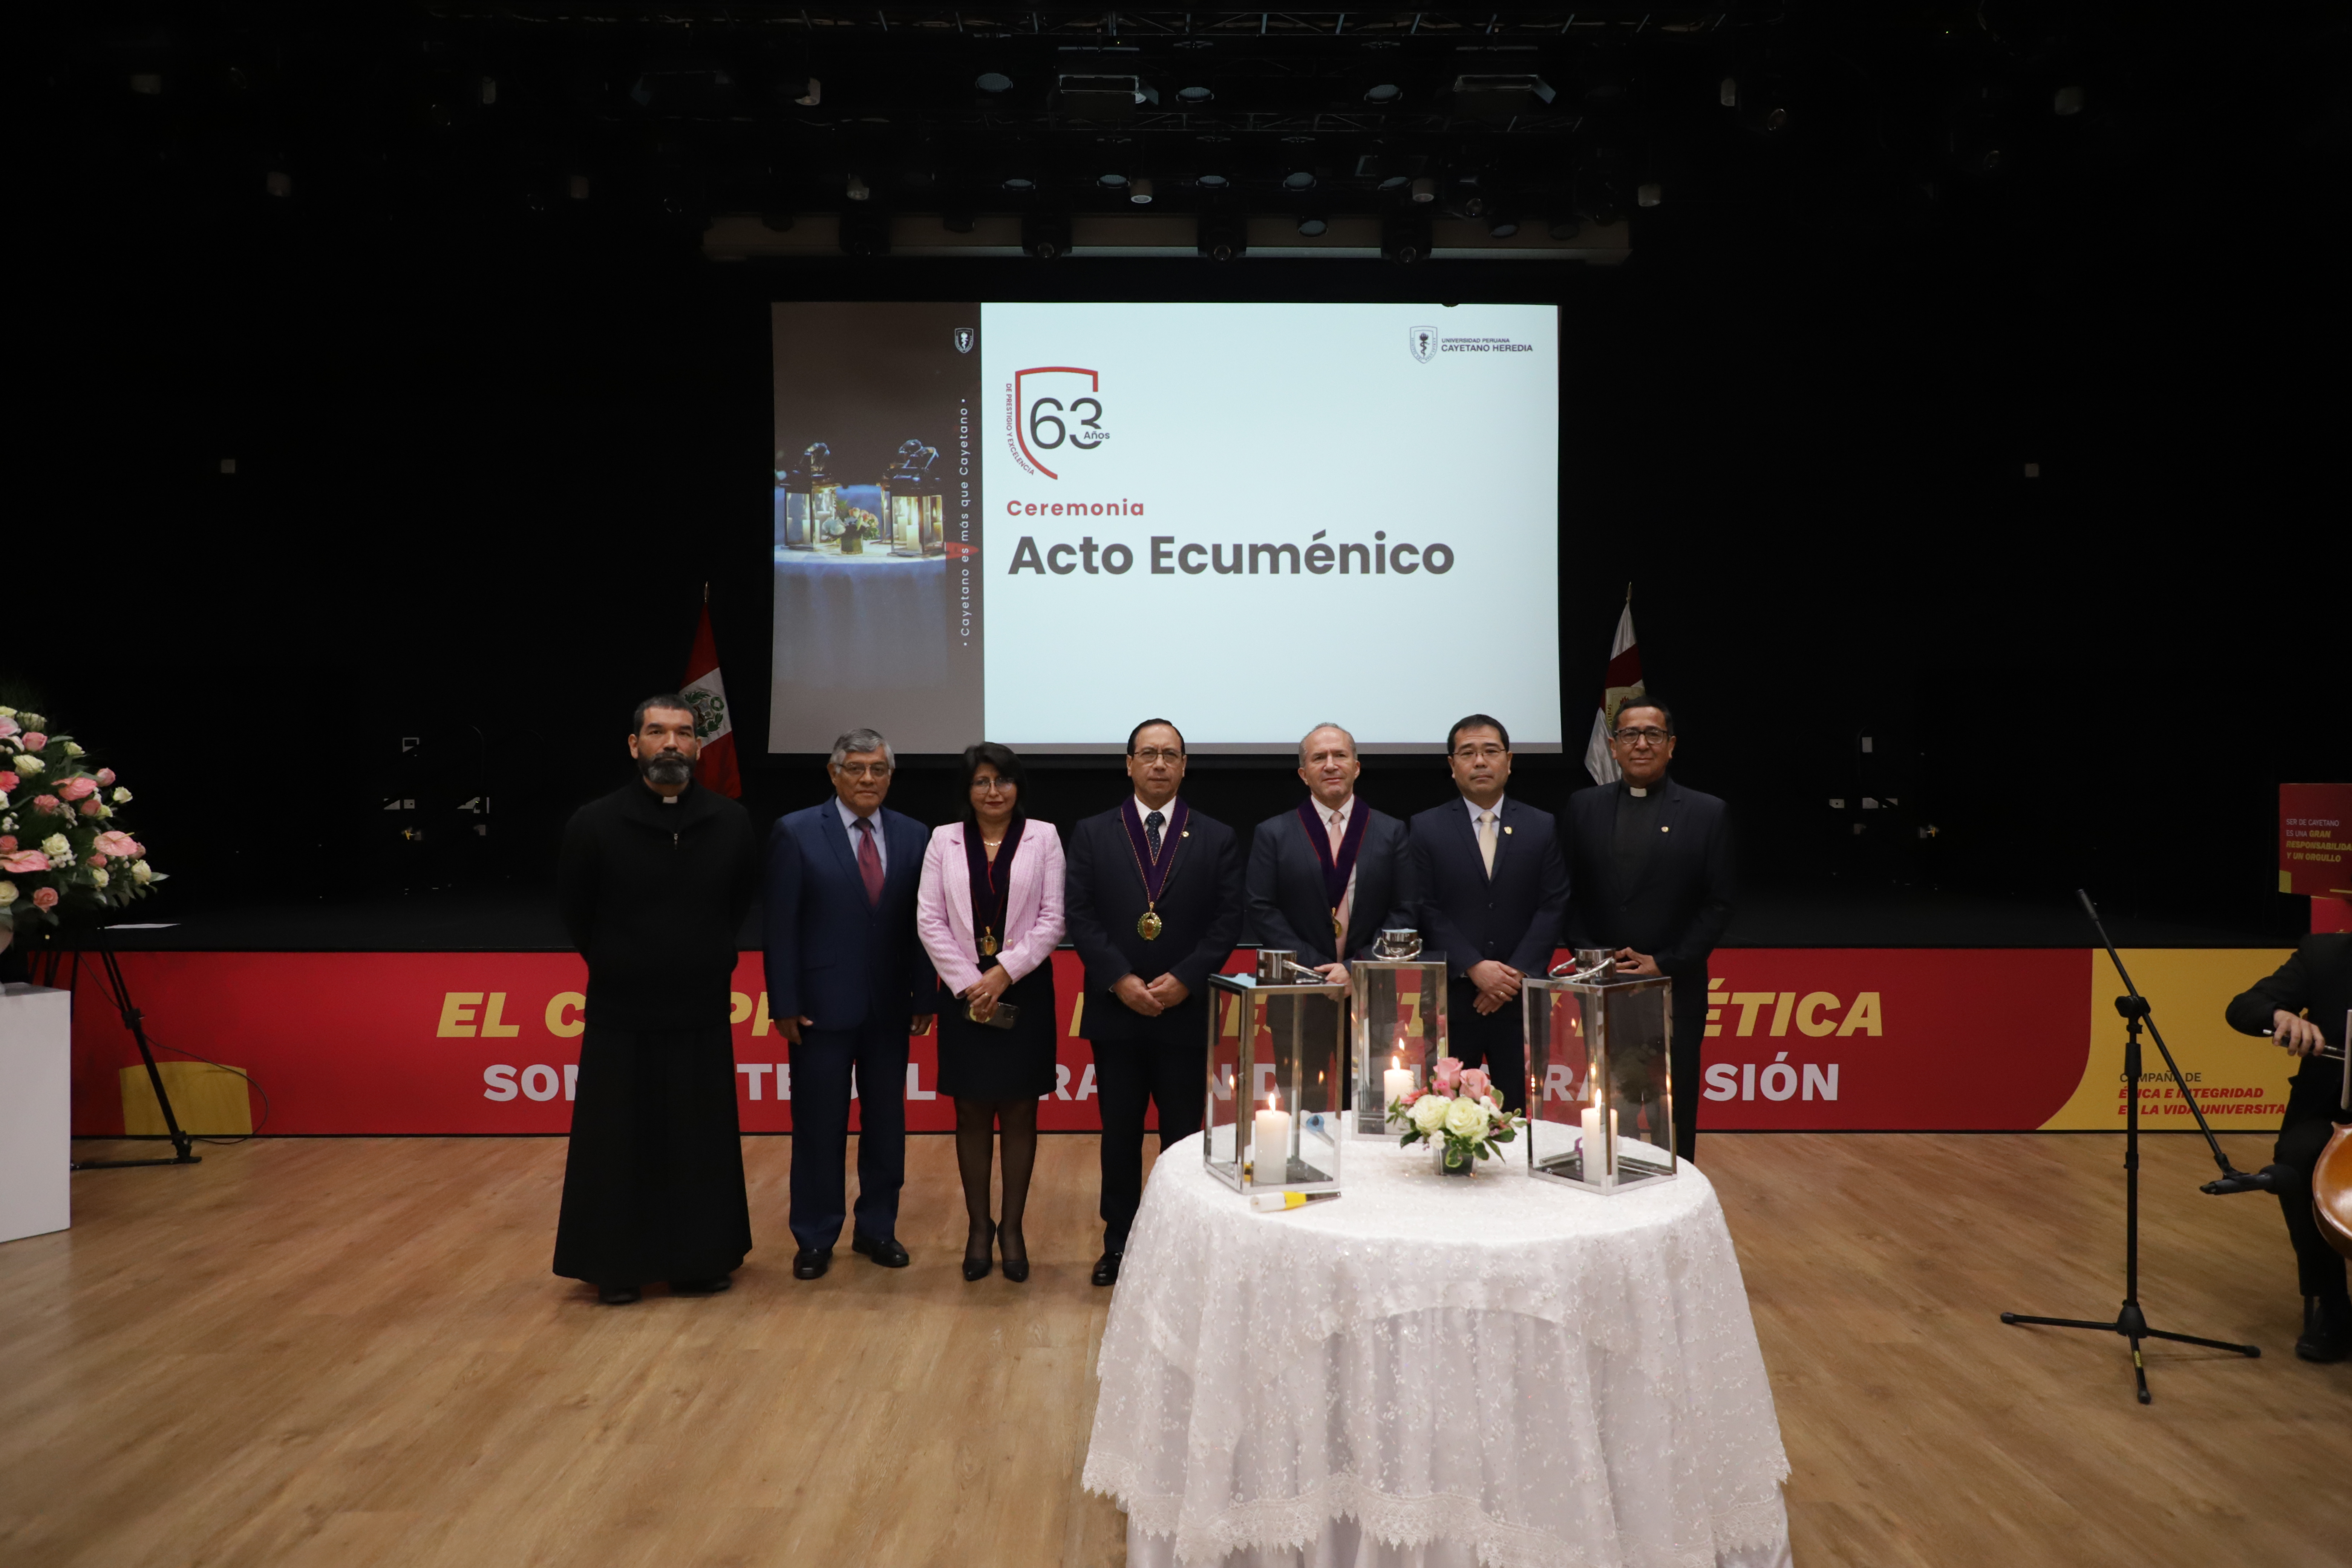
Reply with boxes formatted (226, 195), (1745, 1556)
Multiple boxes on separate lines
(553, 694), (760, 1305)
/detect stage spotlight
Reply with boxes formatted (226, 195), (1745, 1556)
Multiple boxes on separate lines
(1196, 173), (1230, 190)
(1381, 214), (1432, 266)
(839, 205), (890, 256)
(1099, 172), (1130, 191)
(975, 72), (1014, 94)
(1297, 216), (1328, 236)
(1129, 178), (1155, 205)
(1486, 215), (1519, 238)
(1284, 170), (1317, 191)
(1637, 182), (1663, 208)
(1363, 82), (1403, 104)
(846, 173), (872, 202)
(1409, 176), (1436, 203)
(1197, 212), (1247, 261)
(1003, 175), (1036, 192)
(1176, 84), (1215, 105)
(1022, 213), (1072, 259)
(1546, 214), (1581, 240)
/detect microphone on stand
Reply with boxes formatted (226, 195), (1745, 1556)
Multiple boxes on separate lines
(2201, 1164), (2296, 1196)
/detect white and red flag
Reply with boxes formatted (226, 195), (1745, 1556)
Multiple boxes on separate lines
(681, 593), (741, 798)
(1582, 590), (1646, 786)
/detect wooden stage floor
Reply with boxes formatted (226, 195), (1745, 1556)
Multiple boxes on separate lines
(3, 1133), (2344, 1568)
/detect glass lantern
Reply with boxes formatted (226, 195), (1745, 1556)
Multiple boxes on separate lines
(1205, 953), (1346, 1195)
(1349, 938), (1449, 1138)
(1522, 968), (1677, 1194)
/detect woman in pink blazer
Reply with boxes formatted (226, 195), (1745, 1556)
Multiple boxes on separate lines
(917, 743), (1066, 1283)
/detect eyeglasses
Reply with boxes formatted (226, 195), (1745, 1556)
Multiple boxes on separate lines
(1130, 747), (1185, 764)
(1612, 728), (1673, 746)
(1451, 744), (1508, 762)
(971, 778), (1015, 795)
(834, 762), (893, 780)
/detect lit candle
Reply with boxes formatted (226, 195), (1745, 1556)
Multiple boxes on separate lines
(1254, 1090), (1292, 1185)
(1383, 1052), (1414, 1110)
(1580, 1104), (1619, 1176)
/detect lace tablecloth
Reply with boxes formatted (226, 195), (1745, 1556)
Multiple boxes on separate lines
(1083, 1133), (1792, 1568)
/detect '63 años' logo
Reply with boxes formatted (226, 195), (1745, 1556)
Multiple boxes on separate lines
(1011, 366), (1109, 479)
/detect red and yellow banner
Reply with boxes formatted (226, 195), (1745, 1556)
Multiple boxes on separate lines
(65, 947), (2300, 1137)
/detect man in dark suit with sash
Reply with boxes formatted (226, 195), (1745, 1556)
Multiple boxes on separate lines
(1407, 714), (1571, 1113)
(765, 726), (936, 1280)
(1562, 699), (1735, 1164)
(1064, 718), (1244, 1285)
(1246, 723), (1419, 981)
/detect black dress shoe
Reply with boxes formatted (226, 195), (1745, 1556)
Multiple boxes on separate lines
(1000, 1224), (1030, 1284)
(792, 1247), (833, 1280)
(963, 1220), (996, 1283)
(851, 1233), (911, 1268)
(598, 1283), (642, 1305)
(671, 1274), (732, 1295)
(2296, 1295), (2352, 1363)
(1091, 1250), (1123, 1287)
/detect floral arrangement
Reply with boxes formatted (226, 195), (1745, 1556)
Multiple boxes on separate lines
(1389, 1055), (1525, 1173)
(0, 706), (164, 941)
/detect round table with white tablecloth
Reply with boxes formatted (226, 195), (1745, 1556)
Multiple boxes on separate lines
(1082, 1133), (1793, 1568)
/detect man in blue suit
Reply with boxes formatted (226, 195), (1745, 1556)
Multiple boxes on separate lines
(765, 726), (936, 1280)
(1407, 714), (1570, 1113)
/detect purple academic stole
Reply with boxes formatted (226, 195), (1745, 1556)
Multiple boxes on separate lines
(1120, 796), (1190, 908)
(1297, 798), (1371, 935)
(962, 816), (1025, 964)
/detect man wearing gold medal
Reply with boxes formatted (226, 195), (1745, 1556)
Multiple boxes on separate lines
(1063, 718), (1245, 1286)
(1246, 723), (1419, 980)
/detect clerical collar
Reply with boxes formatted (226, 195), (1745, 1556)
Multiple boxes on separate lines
(661, 793), (680, 805)
(1628, 786), (1648, 798)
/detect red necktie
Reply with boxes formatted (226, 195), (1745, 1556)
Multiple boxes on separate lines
(855, 817), (884, 906)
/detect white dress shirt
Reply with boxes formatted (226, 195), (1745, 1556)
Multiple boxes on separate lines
(1133, 793), (1180, 854)
(1316, 793), (1361, 929)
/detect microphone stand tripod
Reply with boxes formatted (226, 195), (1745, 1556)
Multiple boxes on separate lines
(65, 928), (201, 1171)
(1999, 890), (2256, 1402)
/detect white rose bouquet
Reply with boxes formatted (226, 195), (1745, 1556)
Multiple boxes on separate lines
(0, 706), (166, 947)
(1388, 1054), (1525, 1173)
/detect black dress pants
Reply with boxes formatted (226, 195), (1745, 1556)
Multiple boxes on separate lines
(1668, 963), (1708, 1165)
(2275, 1073), (2350, 1301)
(1446, 977), (1527, 1114)
(1092, 1020), (1205, 1253)
(790, 1017), (907, 1251)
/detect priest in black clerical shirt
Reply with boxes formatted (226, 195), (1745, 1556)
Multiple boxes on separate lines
(1562, 698), (1735, 1163)
(552, 694), (760, 1305)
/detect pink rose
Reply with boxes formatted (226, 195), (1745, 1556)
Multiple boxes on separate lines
(21, 733), (45, 751)
(0, 715), (18, 738)
(96, 768), (116, 786)
(1431, 1055), (1464, 1093)
(93, 831), (142, 859)
(0, 835), (15, 852)
(1399, 1087), (1423, 1107)
(88, 853), (107, 868)
(0, 772), (16, 792)
(79, 799), (104, 817)
(60, 776), (98, 801)
(1460, 1067), (1493, 1101)
(32, 795), (61, 815)
(31, 886), (59, 910)
(2, 850), (52, 874)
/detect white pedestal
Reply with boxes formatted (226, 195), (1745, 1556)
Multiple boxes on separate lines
(0, 982), (72, 1243)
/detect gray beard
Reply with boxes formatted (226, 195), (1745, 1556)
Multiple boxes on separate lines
(640, 752), (692, 786)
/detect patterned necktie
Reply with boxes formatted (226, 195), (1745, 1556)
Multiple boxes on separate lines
(1327, 808), (1352, 935)
(1145, 809), (1165, 861)
(1477, 810), (1498, 877)
(855, 817), (884, 906)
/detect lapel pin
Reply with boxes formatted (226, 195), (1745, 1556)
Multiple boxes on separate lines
(1661, 825), (1671, 832)
(1503, 825), (1513, 835)
(1182, 830), (1190, 837)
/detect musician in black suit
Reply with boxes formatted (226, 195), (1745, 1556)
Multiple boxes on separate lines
(2224, 934), (2351, 1363)
(1407, 714), (1570, 1114)
(1562, 699), (1735, 1164)
(1064, 718), (1244, 1286)
(1246, 723), (1419, 980)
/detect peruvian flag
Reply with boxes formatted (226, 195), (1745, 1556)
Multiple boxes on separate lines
(682, 595), (741, 798)
(1582, 590), (1645, 786)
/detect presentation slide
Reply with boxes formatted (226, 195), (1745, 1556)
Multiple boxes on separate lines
(769, 302), (1560, 755)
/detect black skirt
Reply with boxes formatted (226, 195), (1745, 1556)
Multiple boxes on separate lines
(936, 959), (1059, 1101)
(553, 1020), (753, 1286)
